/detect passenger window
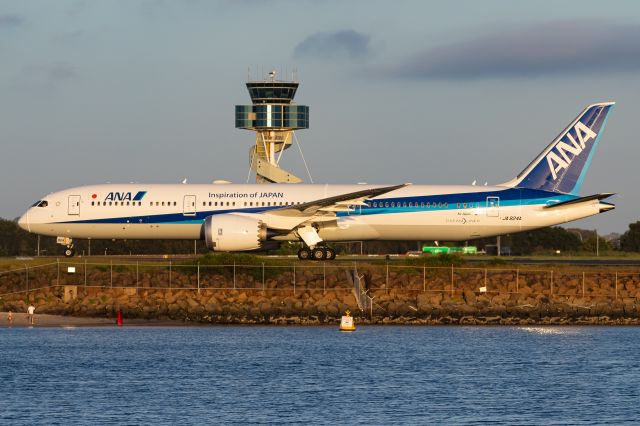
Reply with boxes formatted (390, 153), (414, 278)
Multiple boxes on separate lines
(426, 202), (430, 208)
(109, 202), (113, 206)
(91, 201), (95, 206)
(420, 202), (424, 208)
(250, 202), (253, 206)
(438, 202), (442, 208)
(463, 203), (467, 208)
(233, 202), (236, 206)
(444, 202), (448, 208)
(408, 202), (412, 207)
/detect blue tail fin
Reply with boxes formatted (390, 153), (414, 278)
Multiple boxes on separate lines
(503, 102), (615, 195)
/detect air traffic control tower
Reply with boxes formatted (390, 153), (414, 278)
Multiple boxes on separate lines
(235, 71), (309, 183)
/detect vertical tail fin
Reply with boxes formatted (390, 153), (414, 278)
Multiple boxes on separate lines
(501, 102), (615, 195)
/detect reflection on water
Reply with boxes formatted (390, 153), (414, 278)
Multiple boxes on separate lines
(517, 326), (583, 335)
(1, 326), (639, 424)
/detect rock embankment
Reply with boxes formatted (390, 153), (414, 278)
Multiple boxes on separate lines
(1, 265), (640, 325)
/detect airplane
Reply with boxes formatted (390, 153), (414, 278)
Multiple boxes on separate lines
(18, 102), (616, 260)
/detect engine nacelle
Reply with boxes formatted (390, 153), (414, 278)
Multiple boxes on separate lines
(204, 214), (267, 252)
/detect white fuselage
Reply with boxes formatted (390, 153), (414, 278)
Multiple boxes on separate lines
(18, 183), (608, 244)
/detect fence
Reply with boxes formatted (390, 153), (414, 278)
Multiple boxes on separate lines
(1, 259), (640, 302)
(346, 264), (374, 316)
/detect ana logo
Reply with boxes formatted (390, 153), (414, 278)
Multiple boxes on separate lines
(546, 121), (597, 180)
(104, 191), (147, 201)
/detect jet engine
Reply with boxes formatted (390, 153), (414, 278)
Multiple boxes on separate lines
(204, 214), (267, 251)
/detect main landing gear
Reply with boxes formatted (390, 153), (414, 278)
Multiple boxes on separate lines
(297, 246), (336, 261)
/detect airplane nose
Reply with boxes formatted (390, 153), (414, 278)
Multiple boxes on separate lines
(18, 212), (30, 232)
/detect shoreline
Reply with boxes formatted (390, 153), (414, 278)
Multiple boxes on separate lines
(0, 312), (186, 327)
(2, 311), (640, 327)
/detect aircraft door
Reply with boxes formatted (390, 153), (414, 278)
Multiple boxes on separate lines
(68, 195), (80, 215)
(183, 195), (196, 216)
(486, 196), (499, 217)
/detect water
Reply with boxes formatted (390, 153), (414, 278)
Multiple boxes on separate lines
(1, 326), (639, 425)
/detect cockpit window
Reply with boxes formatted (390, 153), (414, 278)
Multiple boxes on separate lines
(32, 200), (48, 207)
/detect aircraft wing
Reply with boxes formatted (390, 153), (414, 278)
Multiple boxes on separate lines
(269, 184), (407, 217)
(257, 184), (408, 231)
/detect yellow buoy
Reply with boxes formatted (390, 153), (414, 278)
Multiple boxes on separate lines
(339, 310), (356, 332)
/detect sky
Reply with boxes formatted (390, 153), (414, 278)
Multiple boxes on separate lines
(1, 0), (640, 234)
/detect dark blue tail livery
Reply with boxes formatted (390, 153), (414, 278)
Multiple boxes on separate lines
(508, 102), (614, 195)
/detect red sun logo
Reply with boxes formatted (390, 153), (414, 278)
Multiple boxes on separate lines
(91, 194), (97, 199)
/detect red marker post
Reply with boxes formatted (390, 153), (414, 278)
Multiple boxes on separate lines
(116, 309), (123, 326)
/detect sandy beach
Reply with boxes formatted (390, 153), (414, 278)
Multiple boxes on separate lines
(0, 311), (184, 327)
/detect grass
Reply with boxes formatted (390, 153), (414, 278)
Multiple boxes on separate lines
(2, 251), (640, 275)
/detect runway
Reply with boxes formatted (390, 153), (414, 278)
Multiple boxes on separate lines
(464, 257), (640, 266)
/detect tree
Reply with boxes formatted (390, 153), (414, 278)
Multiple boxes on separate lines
(620, 221), (640, 252)
(508, 227), (582, 255)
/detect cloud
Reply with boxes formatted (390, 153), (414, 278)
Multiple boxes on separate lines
(51, 30), (86, 44)
(0, 14), (25, 28)
(15, 62), (79, 90)
(293, 30), (370, 59)
(46, 62), (79, 81)
(389, 20), (640, 79)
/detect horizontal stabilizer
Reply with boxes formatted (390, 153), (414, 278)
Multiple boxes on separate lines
(543, 193), (615, 209)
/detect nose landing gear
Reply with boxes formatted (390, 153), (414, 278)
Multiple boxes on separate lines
(57, 237), (75, 257)
(64, 246), (75, 257)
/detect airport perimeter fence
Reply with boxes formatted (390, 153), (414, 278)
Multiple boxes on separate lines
(1, 259), (640, 302)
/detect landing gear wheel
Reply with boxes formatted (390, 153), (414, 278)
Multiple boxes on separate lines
(297, 248), (311, 260)
(64, 247), (75, 258)
(325, 248), (336, 260)
(312, 247), (326, 260)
